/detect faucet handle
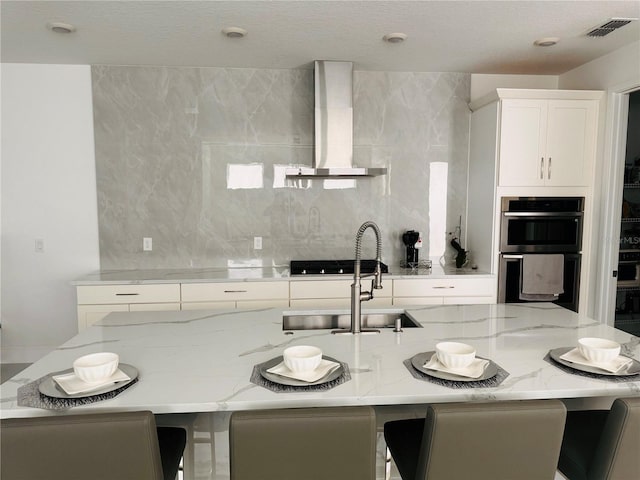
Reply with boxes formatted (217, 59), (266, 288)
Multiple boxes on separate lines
(372, 270), (383, 289)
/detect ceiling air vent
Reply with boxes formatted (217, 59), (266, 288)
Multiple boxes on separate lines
(586, 18), (636, 37)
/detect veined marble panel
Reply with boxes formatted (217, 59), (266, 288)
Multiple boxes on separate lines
(92, 66), (470, 269)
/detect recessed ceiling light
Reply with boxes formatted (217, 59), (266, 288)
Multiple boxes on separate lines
(383, 33), (407, 44)
(534, 37), (559, 47)
(46, 22), (76, 34)
(222, 27), (247, 39)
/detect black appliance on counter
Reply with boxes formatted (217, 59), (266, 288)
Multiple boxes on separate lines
(290, 260), (388, 276)
(498, 197), (584, 312)
(402, 230), (421, 268)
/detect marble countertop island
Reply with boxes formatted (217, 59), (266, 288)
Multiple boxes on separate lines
(2, 303), (639, 418)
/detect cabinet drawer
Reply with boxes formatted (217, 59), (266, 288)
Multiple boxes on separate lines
(290, 280), (352, 299)
(443, 296), (495, 305)
(181, 282), (289, 302)
(77, 284), (180, 305)
(393, 278), (494, 298)
(77, 304), (129, 330)
(290, 279), (392, 299)
(290, 297), (392, 309)
(129, 303), (180, 312)
(393, 297), (444, 306)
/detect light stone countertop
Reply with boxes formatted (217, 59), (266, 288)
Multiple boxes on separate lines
(1, 303), (638, 419)
(71, 265), (492, 285)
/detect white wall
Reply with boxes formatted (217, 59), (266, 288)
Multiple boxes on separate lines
(558, 40), (640, 324)
(559, 41), (640, 92)
(1, 63), (100, 363)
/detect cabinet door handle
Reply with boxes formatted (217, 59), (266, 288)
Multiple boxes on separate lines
(224, 290), (247, 293)
(548, 157), (552, 180)
(115, 293), (140, 296)
(433, 286), (455, 289)
(540, 157), (544, 179)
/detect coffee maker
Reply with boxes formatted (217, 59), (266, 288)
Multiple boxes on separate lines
(402, 230), (422, 268)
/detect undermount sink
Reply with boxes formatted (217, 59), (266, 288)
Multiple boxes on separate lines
(282, 310), (422, 331)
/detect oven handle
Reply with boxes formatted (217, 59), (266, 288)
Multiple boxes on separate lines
(502, 254), (524, 259)
(502, 212), (583, 217)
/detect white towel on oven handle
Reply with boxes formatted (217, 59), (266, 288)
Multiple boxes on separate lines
(519, 254), (564, 301)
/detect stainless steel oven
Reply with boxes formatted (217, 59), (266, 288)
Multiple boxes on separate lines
(500, 197), (584, 253)
(498, 253), (581, 312)
(498, 197), (584, 312)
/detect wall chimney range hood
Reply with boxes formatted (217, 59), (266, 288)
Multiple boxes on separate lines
(285, 61), (387, 178)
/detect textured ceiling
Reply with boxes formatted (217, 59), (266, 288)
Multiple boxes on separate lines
(1, 1), (639, 74)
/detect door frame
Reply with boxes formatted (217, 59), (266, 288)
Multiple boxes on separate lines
(595, 80), (640, 325)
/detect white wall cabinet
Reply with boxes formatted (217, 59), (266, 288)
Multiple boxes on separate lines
(499, 98), (598, 187)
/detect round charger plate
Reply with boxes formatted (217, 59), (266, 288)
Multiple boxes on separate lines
(410, 351), (498, 382)
(549, 347), (640, 377)
(38, 364), (139, 399)
(259, 355), (344, 387)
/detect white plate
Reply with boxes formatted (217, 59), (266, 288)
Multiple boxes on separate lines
(259, 356), (344, 386)
(38, 364), (138, 399)
(410, 352), (498, 382)
(549, 348), (640, 377)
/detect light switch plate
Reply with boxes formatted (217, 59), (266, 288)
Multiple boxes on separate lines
(143, 237), (153, 251)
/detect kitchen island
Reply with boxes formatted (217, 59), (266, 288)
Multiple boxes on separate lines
(2, 303), (639, 419)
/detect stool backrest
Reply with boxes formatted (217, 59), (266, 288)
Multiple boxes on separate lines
(229, 406), (376, 480)
(590, 397), (640, 480)
(416, 400), (567, 480)
(1, 410), (165, 480)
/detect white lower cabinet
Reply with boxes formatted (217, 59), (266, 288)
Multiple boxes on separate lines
(181, 281), (289, 311)
(76, 284), (181, 331)
(289, 279), (393, 309)
(77, 304), (129, 331)
(393, 277), (496, 306)
(77, 275), (496, 329)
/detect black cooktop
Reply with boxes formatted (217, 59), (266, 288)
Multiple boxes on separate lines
(290, 260), (389, 275)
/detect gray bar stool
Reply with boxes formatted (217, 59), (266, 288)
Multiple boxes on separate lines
(1, 410), (186, 480)
(384, 399), (567, 480)
(558, 397), (640, 480)
(229, 406), (377, 480)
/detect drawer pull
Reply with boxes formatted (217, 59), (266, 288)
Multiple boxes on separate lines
(115, 293), (140, 296)
(224, 290), (248, 293)
(432, 286), (455, 289)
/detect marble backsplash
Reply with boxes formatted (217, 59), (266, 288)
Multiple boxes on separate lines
(92, 65), (471, 270)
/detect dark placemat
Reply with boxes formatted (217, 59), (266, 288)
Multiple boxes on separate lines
(17, 370), (139, 411)
(545, 353), (640, 382)
(251, 359), (351, 393)
(403, 357), (509, 389)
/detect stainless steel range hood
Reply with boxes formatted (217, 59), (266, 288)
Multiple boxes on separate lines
(285, 61), (387, 178)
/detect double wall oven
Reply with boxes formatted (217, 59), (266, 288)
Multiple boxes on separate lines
(498, 197), (584, 312)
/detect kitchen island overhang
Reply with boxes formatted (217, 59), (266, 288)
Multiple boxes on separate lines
(1, 303), (639, 419)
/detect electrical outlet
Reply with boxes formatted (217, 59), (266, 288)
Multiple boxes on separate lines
(34, 238), (45, 253)
(143, 237), (153, 251)
(254, 236), (262, 250)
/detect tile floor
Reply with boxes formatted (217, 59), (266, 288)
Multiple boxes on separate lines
(0, 363), (31, 384)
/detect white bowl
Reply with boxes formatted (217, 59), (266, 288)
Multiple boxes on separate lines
(578, 338), (620, 364)
(436, 342), (476, 369)
(283, 346), (322, 373)
(73, 352), (119, 384)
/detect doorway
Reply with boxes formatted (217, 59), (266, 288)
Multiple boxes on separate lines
(614, 90), (640, 336)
